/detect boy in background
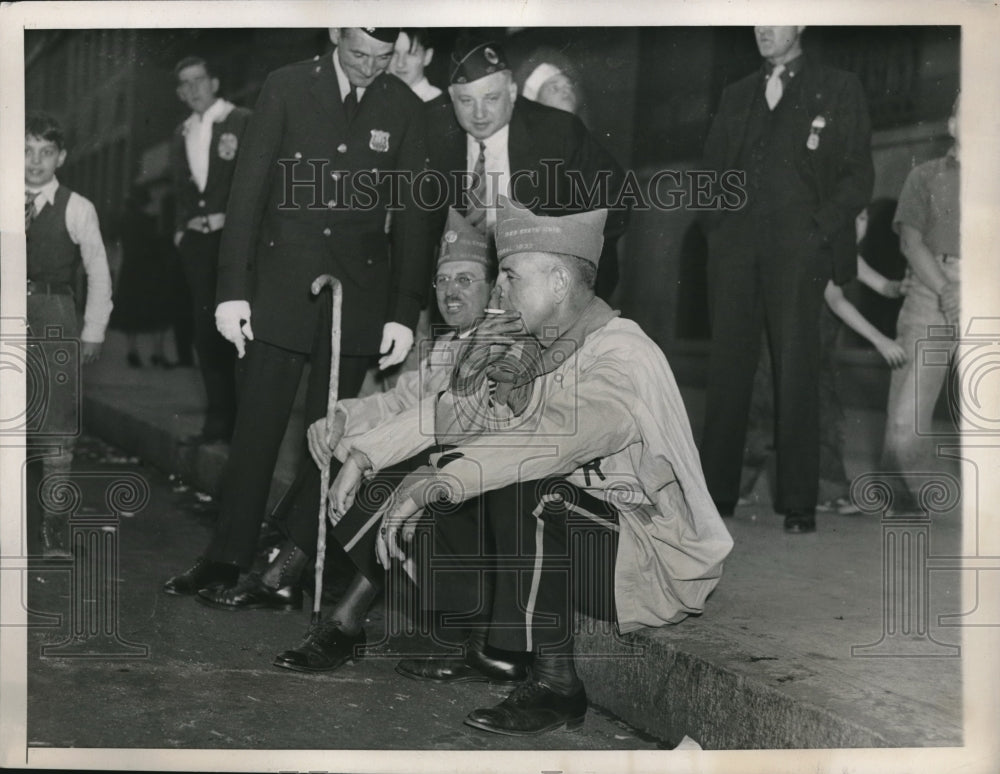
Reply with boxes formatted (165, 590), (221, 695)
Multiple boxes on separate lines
(25, 112), (113, 556)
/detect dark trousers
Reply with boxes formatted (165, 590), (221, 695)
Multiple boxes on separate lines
(426, 478), (619, 654)
(205, 332), (370, 569)
(701, 208), (829, 513)
(177, 230), (236, 437)
(271, 456), (422, 584)
(741, 305), (849, 501)
(170, 257), (196, 366)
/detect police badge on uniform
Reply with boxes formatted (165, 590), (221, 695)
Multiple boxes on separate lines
(369, 130), (390, 153)
(218, 132), (239, 160)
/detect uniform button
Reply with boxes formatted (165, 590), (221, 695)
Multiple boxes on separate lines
(198, 199), (206, 207)
(327, 199), (336, 208)
(268, 240), (275, 247)
(337, 144), (347, 154)
(294, 151), (303, 159)
(314, 66), (321, 73)
(365, 258), (373, 265)
(323, 228), (332, 236)
(330, 171), (340, 180)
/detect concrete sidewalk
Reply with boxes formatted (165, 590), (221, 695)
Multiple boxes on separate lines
(79, 330), (965, 749)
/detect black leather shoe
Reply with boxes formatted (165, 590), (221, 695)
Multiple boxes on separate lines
(272, 621), (365, 673)
(195, 573), (302, 611)
(163, 557), (239, 596)
(784, 511), (817, 533)
(464, 679), (588, 736)
(396, 645), (527, 684)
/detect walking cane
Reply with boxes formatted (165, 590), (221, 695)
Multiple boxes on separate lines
(309, 274), (342, 626)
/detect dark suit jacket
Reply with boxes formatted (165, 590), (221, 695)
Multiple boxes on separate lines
(701, 58), (873, 284)
(430, 98), (629, 271)
(171, 104), (253, 232)
(216, 54), (430, 356)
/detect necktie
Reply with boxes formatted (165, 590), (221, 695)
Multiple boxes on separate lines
(344, 86), (359, 124)
(765, 64), (786, 110)
(466, 141), (488, 230)
(25, 190), (39, 231)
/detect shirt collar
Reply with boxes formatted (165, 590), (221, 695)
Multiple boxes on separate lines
(184, 97), (234, 129)
(332, 49), (366, 102)
(411, 77), (441, 103)
(27, 176), (59, 206)
(466, 123), (510, 155)
(764, 54), (804, 80)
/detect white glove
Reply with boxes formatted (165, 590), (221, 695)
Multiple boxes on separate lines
(378, 322), (414, 370)
(215, 300), (254, 359)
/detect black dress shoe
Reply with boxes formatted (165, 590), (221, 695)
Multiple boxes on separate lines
(163, 557), (239, 596)
(195, 573), (302, 611)
(464, 679), (588, 736)
(784, 511), (816, 533)
(396, 643), (527, 684)
(272, 621), (365, 673)
(396, 647), (528, 685)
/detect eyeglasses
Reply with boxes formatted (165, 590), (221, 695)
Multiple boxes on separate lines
(432, 274), (487, 290)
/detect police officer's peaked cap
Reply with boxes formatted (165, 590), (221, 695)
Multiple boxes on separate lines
(450, 38), (510, 85)
(356, 28), (400, 44)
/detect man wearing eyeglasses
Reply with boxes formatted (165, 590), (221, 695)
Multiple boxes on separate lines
(191, 212), (526, 687)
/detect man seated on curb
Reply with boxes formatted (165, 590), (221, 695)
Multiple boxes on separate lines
(196, 210), (526, 684)
(365, 199), (734, 735)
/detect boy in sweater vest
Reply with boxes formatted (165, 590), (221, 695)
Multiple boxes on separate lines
(25, 112), (113, 556)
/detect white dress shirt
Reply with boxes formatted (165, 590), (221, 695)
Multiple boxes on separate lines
(182, 97), (235, 192)
(466, 125), (511, 231)
(27, 177), (113, 343)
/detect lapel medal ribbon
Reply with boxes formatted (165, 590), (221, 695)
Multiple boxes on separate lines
(807, 115), (827, 151)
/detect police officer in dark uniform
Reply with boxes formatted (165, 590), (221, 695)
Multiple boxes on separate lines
(170, 55), (251, 443)
(164, 27), (433, 597)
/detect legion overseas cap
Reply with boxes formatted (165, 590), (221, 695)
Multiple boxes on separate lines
(357, 28), (400, 44)
(495, 197), (607, 265)
(438, 208), (491, 269)
(450, 38), (510, 84)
